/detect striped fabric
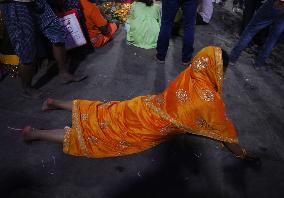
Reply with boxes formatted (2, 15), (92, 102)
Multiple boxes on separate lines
(0, 0), (66, 64)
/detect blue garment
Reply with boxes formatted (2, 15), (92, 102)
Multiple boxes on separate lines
(230, 0), (284, 66)
(0, 0), (66, 64)
(156, 0), (197, 63)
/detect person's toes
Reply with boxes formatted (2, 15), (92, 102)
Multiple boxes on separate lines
(22, 126), (36, 142)
(42, 98), (55, 112)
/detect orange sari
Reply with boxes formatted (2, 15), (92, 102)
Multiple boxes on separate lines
(63, 46), (239, 158)
(80, 0), (118, 48)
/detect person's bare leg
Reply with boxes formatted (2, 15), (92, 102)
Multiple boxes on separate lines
(20, 63), (42, 99)
(42, 99), (72, 111)
(52, 44), (70, 77)
(52, 44), (86, 84)
(23, 126), (64, 144)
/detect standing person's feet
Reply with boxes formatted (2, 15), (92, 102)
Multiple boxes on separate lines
(59, 72), (88, 84)
(22, 88), (43, 100)
(229, 62), (235, 67)
(22, 126), (37, 142)
(155, 55), (165, 64)
(253, 64), (262, 71)
(182, 61), (191, 67)
(252, 59), (265, 71)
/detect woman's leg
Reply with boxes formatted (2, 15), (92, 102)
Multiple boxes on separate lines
(20, 63), (42, 99)
(23, 126), (64, 144)
(42, 99), (73, 111)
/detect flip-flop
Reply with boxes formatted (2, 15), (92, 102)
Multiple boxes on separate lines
(61, 74), (88, 84)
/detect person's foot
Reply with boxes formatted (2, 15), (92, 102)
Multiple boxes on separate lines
(229, 62), (235, 67)
(60, 73), (88, 84)
(253, 64), (262, 71)
(252, 59), (263, 71)
(233, 32), (240, 39)
(155, 55), (165, 64)
(196, 13), (208, 25)
(42, 98), (57, 112)
(22, 88), (43, 100)
(22, 126), (37, 142)
(182, 61), (191, 67)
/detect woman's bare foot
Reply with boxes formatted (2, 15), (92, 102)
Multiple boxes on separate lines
(22, 126), (37, 142)
(59, 72), (87, 84)
(42, 98), (57, 111)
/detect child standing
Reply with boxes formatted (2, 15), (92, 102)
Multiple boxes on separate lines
(126, 0), (161, 49)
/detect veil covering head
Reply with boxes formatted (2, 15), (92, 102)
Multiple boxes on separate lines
(147, 46), (239, 144)
(189, 46), (224, 94)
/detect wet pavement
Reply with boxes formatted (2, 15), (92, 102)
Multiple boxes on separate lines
(0, 4), (284, 198)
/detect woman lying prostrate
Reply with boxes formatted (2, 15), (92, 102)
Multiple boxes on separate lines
(23, 46), (259, 162)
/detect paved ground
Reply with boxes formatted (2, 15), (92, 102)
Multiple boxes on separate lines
(1, 5), (284, 198)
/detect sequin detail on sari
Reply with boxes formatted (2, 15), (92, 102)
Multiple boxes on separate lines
(176, 89), (189, 103)
(193, 56), (209, 72)
(198, 88), (214, 102)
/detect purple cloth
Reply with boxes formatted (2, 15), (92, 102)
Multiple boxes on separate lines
(198, 0), (213, 23)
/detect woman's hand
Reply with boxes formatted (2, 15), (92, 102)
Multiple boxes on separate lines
(242, 150), (260, 162)
(223, 142), (260, 162)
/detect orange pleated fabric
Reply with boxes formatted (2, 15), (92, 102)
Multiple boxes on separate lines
(63, 46), (239, 158)
(80, 0), (117, 48)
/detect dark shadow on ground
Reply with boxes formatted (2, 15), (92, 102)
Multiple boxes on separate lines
(114, 137), (208, 198)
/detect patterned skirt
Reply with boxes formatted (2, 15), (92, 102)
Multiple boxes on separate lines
(0, 0), (66, 64)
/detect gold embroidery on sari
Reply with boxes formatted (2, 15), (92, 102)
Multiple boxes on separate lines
(198, 88), (214, 102)
(87, 136), (99, 144)
(63, 127), (71, 153)
(196, 119), (215, 130)
(73, 100), (89, 157)
(196, 119), (208, 128)
(119, 141), (131, 148)
(214, 47), (223, 94)
(99, 120), (110, 129)
(143, 96), (238, 143)
(155, 95), (165, 106)
(81, 114), (89, 121)
(98, 101), (111, 109)
(176, 89), (189, 103)
(159, 125), (174, 135)
(193, 56), (209, 72)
